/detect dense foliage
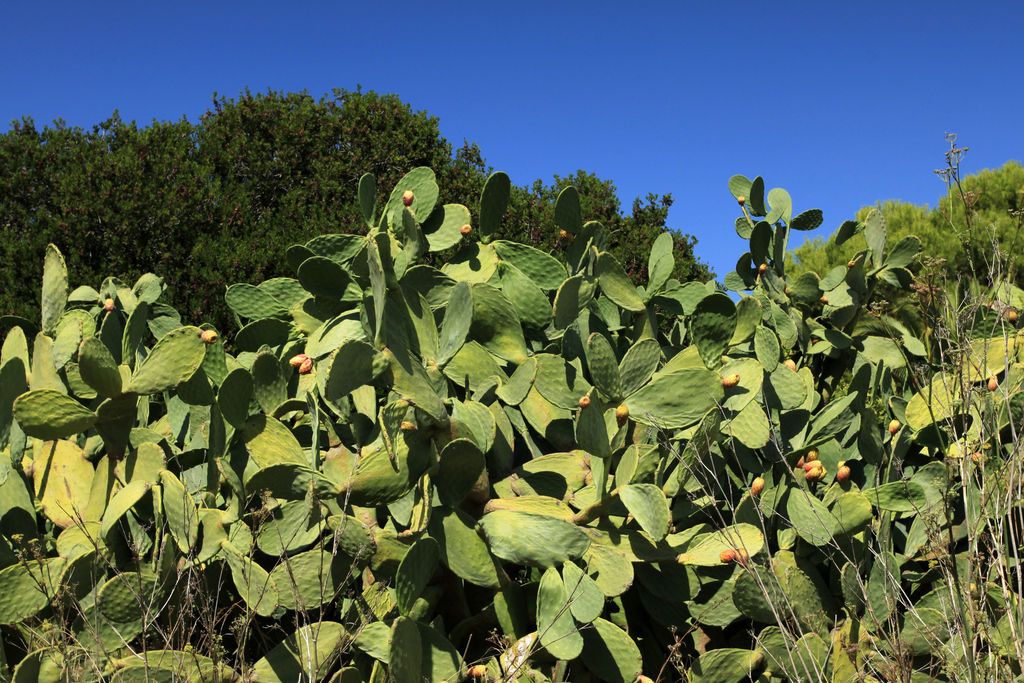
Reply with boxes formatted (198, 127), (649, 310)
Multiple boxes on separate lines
(1, 160), (1022, 682)
(0, 89), (712, 335)
(788, 157), (1024, 285)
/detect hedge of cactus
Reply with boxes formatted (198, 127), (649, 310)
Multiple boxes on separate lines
(0, 164), (1021, 682)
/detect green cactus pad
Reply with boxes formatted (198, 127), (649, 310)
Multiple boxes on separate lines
(386, 167), (438, 228)
(41, 244), (68, 336)
(238, 414), (306, 468)
(478, 171), (511, 242)
(255, 499), (324, 556)
(578, 617), (642, 683)
(223, 545), (279, 617)
(690, 293), (738, 369)
(388, 616), (422, 683)
(644, 232), (674, 297)
(32, 439), (94, 528)
(442, 241), (499, 283)
(158, 470), (198, 553)
(125, 326), (206, 395)
(443, 340), (505, 389)
(100, 479), (151, 538)
(496, 356), (536, 405)
(595, 252), (645, 311)
(469, 283), (529, 363)
(483, 495), (576, 520)
(689, 648), (764, 682)
(97, 569), (162, 622)
(492, 240), (567, 290)
(586, 333), (623, 400)
(754, 325), (781, 372)
(437, 280), (472, 366)
(861, 481), (929, 512)
(725, 400), (770, 449)
(675, 523), (764, 566)
(618, 338), (661, 396)
(270, 548), (350, 611)
(252, 620), (347, 682)
(561, 560), (606, 624)
(622, 367), (722, 429)
(436, 438), (485, 507)
(553, 274), (596, 329)
(419, 202), (470, 252)
(217, 367), (254, 429)
(537, 566), (584, 659)
(534, 354), (593, 410)
(428, 507), (503, 587)
(322, 340), (381, 401)
(322, 431), (432, 507)
(77, 337), (123, 398)
(13, 389), (96, 440)
(478, 510), (591, 568)
(618, 483), (670, 540)
(225, 283), (289, 319)
(395, 536), (440, 615)
(0, 557), (64, 625)
(496, 261), (553, 329)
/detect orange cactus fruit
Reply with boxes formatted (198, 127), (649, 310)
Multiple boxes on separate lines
(289, 353), (309, 367)
(400, 421), (417, 432)
(784, 359), (797, 371)
(737, 195), (746, 206)
(200, 329), (218, 344)
(819, 296), (829, 304)
(298, 357), (313, 374)
(758, 263), (768, 274)
(836, 464), (851, 482)
(103, 298), (115, 312)
(722, 374), (741, 388)
(750, 477), (765, 497)
(1007, 310), (1019, 324)
(805, 449), (819, 462)
(460, 224), (472, 236)
(888, 419), (900, 435)
(578, 396), (591, 409)
(615, 404), (630, 426)
(720, 548), (737, 563)
(402, 190), (414, 206)
(988, 377), (999, 392)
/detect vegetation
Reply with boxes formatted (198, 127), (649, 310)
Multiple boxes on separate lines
(0, 134), (1023, 681)
(0, 89), (712, 335)
(788, 145), (1024, 286)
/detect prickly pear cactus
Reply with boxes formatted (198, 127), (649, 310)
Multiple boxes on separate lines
(0, 164), (1016, 683)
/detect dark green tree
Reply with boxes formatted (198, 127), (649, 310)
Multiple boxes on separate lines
(0, 88), (713, 335)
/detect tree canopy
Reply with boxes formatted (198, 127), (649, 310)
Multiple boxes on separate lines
(0, 88), (713, 334)
(787, 161), (1024, 284)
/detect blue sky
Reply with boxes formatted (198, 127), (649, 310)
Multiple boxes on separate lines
(3, 1), (1022, 279)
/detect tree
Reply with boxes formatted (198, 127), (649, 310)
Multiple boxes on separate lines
(0, 88), (713, 334)
(787, 161), (1024, 285)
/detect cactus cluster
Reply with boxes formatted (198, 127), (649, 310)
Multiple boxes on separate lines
(0, 166), (1021, 681)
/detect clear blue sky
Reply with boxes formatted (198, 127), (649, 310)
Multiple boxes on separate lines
(3, 1), (1021, 279)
